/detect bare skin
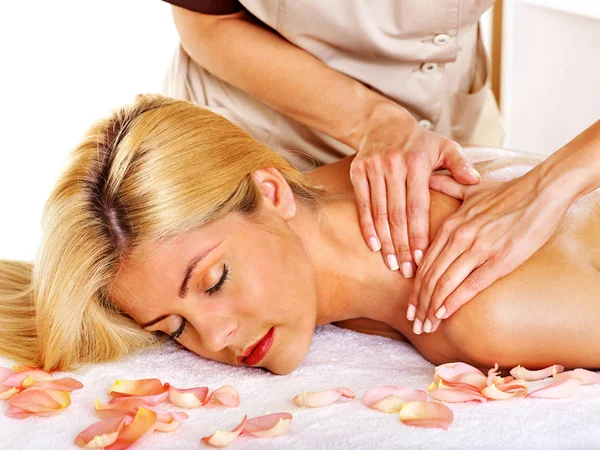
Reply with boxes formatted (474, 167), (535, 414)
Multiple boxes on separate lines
(111, 150), (600, 375)
(310, 153), (600, 373)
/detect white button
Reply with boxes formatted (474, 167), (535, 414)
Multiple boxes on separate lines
(419, 119), (433, 130)
(433, 34), (450, 46)
(420, 62), (438, 73)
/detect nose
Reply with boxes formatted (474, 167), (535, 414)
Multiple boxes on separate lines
(196, 317), (236, 353)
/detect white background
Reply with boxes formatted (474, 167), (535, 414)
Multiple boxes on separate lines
(0, 1), (179, 260)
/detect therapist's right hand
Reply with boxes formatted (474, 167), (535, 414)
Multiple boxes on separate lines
(349, 102), (481, 278)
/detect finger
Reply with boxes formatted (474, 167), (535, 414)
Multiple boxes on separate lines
(383, 160), (412, 276)
(436, 259), (500, 320)
(367, 163), (398, 271)
(440, 140), (480, 185)
(429, 174), (467, 200)
(414, 229), (471, 333)
(408, 216), (457, 322)
(405, 153), (430, 268)
(350, 162), (381, 253)
(425, 248), (486, 333)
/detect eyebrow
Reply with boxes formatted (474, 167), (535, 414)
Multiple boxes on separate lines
(140, 241), (222, 329)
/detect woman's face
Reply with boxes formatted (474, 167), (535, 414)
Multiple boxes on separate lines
(110, 207), (318, 375)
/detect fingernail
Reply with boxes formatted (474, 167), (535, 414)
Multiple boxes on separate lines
(414, 250), (423, 266)
(423, 319), (432, 333)
(435, 305), (447, 319)
(387, 254), (399, 271)
(413, 319), (422, 335)
(402, 262), (414, 278)
(369, 236), (381, 252)
(406, 304), (416, 321)
(467, 167), (480, 179)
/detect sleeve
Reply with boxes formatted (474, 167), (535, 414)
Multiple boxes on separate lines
(161, 0), (243, 14)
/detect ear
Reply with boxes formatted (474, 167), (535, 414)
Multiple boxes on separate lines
(253, 168), (297, 221)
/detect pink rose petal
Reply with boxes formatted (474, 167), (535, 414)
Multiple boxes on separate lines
(104, 407), (157, 450)
(26, 377), (84, 392)
(363, 386), (427, 413)
(74, 415), (132, 448)
(203, 385), (240, 407)
(427, 380), (488, 403)
(108, 378), (166, 397)
(0, 385), (20, 400)
(481, 379), (528, 400)
(526, 377), (581, 399)
(108, 390), (168, 406)
(293, 388), (355, 408)
(552, 368), (600, 385)
(95, 398), (148, 419)
(7, 389), (71, 418)
(167, 384), (209, 408)
(243, 412), (292, 437)
(486, 363), (500, 386)
(510, 364), (564, 381)
(0, 367), (16, 384)
(399, 401), (454, 430)
(154, 417), (182, 433)
(3, 369), (51, 388)
(201, 415), (247, 447)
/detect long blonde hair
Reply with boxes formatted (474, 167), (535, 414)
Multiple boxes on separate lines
(0, 94), (325, 372)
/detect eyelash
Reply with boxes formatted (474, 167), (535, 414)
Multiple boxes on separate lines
(169, 263), (230, 340)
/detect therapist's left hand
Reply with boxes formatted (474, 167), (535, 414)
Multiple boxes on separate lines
(408, 170), (571, 335)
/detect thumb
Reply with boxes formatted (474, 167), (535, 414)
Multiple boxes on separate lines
(442, 142), (480, 185)
(429, 174), (467, 200)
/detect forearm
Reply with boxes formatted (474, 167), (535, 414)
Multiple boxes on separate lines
(530, 120), (600, 203)
(171, 6), (401, 149)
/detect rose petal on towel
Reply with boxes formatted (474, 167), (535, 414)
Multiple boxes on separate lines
(104, 407), (157, 450)
(552, 367), (600, 385)
(293, 388), (355, 408)
(201, 415), (247, 447)
(427, 380), (488, 403)
(3, 369), (51, 388)
(399, 401), (454, 430)
(154, 418), (182, 433)
(26, 377), (83, 392)
(142, 405), (189, 423)
(510, 364), (564, 381)
(7, 389), (71, 418)
(242, 412), (292, 438)
(0, 385), (20, 400)
(481, 379), (528, 400)
(109, 390), (169, 406)
(74, 415), (132, 448)
(434, 363), (488, 390)
(108, 378), (166, 397)
(202, 385), (240, 407)
(486, 363), (500, 386)
(363, 386), (427, 411)
(526, 377), (581, 399)
(94, 398), (148, 419)
(0, 367), (16, 384)
(167, 383), (209, 408)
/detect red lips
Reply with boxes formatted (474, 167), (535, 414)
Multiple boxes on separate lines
(237, 327), (275, 365)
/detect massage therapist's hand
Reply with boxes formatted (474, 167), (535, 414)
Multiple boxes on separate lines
(349, 102), (481, 277)
(407, 172), (572, 335)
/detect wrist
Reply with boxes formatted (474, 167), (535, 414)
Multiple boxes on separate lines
(531, 150), (589, 206)
(341, 89), (411, 150)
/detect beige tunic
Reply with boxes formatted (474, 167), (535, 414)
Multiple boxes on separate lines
(162, 0), (504, 171)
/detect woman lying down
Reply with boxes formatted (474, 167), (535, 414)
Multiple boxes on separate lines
(1, 94), (599, 376)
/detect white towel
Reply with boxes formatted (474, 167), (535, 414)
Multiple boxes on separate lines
(2, 148), (599, 449)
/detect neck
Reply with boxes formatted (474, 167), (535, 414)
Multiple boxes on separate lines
(288, 194), (413, 329)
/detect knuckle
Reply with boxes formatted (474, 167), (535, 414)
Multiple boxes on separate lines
(373, 204), (388, 221)
(383, 152), (401, 171)
(395, 244), (411, 258)
(406, 202), (426, 219)
(416, 302), (429, 315)
(357, 201), (371, 215)
(437, 272), (451, 290)
(405, 151), (428, 168)
(453, 226), (475, 244)
(465, 276), (479, 291)
(388, 209), (406, 228)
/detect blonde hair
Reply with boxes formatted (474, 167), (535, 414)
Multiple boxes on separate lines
(0, 94), (325, 372)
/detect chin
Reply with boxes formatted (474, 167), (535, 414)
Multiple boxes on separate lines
(264, 327), (313, 375)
